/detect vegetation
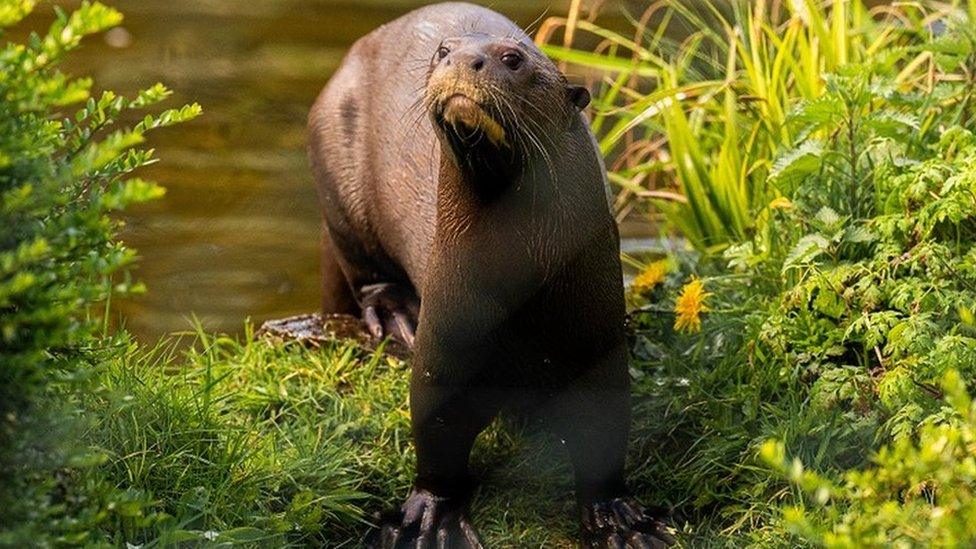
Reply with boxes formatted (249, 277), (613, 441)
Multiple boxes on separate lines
(6, 0), (976, 547)
(542, 0), (976, 545)
(541, 0), (974, 252)
(763, 370), (976, 546)
(0, 1), (199, 544)
(67, 330), (592, 546)
(620, 80), (976, 546)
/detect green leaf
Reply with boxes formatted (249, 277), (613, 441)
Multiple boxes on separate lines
(784, 233), (831, 270)
(770, 140), (824, 185)
(0, 0), (35, 28)
(813, 289), (846, 319)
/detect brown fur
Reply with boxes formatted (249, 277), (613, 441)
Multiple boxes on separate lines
(307, 3), (674, 547)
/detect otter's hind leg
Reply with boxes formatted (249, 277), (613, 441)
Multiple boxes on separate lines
(321, 226), (359, 316)
(321, 225), (419, 347)
(358, 282), (420, 347)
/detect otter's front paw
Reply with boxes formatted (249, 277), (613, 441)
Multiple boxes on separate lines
(581, 497), (676, 549)
(367, 488), (483, 549)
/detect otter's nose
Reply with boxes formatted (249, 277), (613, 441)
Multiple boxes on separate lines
(448, 51), (486, 72)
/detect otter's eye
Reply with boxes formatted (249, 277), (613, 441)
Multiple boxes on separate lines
(500, 51), (523, 70)
(436, 46), (450, 61)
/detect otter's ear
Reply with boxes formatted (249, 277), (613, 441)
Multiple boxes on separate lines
(567, 85), (591, 110)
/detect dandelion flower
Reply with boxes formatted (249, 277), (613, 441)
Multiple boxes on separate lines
(674, 277), (711, 333)
(631, 259), (669, 295)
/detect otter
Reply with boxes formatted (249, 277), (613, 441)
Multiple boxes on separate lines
(307, 3), (674, 547)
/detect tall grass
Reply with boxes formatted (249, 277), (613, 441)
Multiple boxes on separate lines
(537, 0), (969, 253)
(82, 329), (393, 545)
(75, 326), (601, 547)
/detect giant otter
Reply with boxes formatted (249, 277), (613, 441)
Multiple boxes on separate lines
(308, 3), (674, 547)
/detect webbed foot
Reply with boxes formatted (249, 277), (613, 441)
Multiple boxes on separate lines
(359, 282), (419, 347)
(581, 497), (675, 549)
(367, 488), (483, 549)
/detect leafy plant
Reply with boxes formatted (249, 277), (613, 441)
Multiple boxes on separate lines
(0, 1), (199, 543)
(752, 63), (976, 439)
(539, 0), (971, 253)
(619, 9), (976, 544)
(764, 370), (976, 547)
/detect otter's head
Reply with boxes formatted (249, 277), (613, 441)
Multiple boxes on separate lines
(425, 32), (590, 176)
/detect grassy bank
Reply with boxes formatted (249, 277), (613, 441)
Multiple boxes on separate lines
(77, 317), (825, 547)
(73, 328), (690, 547)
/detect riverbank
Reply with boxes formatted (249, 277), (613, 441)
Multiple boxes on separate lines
(72, 326), (718, 547)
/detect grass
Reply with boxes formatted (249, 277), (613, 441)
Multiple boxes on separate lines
(72, 319), (773, 547)
(75, 326), (615, 547)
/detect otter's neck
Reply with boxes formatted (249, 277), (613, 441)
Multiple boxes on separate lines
(423, 121), (615, 322)
(433, 139), (558, 244)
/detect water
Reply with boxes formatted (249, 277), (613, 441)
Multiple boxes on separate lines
(49, 0), (651, 341)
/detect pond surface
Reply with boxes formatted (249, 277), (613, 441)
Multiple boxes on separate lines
(53, 0), (652, 341)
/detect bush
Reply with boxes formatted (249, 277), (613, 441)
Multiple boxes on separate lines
(615, 6), (976, 546)
(0, 1), (199, 544)
(762, 372), (976, 547)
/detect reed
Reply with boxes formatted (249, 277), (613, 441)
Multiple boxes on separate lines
(538, 0), (966, 253)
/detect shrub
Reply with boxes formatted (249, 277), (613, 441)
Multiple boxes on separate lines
(617, 8), (976, 544)
(764, 371), (976, 547)
(0, 1), (199, 543)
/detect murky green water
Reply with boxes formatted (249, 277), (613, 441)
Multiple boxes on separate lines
(51, 0), (644, 340)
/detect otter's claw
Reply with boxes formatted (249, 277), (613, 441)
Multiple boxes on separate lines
(368, 488), (483, 549)
(391, 310), (416, 347)
(581, 497), (676, 549)
(364, 305), (384, 339)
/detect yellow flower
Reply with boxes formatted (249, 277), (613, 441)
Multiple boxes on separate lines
(631, 259), (669, 295)
(674, 277), (712, 333)
(769, 196), (794, 210)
